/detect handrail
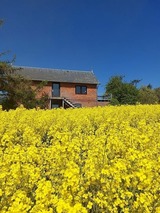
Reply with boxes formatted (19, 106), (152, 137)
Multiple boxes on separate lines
(63, 97), (75, 108)
(97, 94), (112, 101)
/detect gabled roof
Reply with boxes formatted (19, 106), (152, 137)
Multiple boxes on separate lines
(15, 66), (99, 85)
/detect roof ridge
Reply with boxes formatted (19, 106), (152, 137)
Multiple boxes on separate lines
(14, 65), (93, 73)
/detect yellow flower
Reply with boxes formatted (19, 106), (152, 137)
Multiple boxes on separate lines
(0, 105), (160, 212)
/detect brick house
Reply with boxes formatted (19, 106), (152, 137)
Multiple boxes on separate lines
(18, 66), (110, 108)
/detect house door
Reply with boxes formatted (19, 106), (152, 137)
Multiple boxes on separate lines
(52, 83), (60, 97)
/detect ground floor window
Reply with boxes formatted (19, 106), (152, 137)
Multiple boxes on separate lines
(51, 99), (62, 108)
(75, 85), (87, 94)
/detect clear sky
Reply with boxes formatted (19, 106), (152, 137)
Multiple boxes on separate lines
(1, 0), (160, 95)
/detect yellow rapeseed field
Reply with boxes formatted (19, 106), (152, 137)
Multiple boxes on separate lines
(0, 105), (160, 213)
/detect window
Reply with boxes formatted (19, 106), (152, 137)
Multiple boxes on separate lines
(75, 86), (87, 94)
(52, 83), (60, 97)
(51, 99), (62, 108)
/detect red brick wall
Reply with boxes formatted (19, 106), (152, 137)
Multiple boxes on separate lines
(60, 82), (97, 107)
(32, 81), (109, 108)
(32, 81), (52, 98)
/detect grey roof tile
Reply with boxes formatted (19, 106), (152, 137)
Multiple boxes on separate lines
(15, 66), (99, 85)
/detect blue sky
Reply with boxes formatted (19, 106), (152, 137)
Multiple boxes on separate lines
(1, 0), (160, 95)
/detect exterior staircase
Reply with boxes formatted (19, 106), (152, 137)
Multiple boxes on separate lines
(63, 97), (76, 108)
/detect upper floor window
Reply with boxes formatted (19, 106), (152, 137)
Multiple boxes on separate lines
(75, 86), (87, 94)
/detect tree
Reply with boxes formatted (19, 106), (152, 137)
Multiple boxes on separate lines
(130, 79), (141, 87)
(0, 61), (49, 110)
(154, 87), (160, 103)
(105, 76), (139, 105)
(138, 86), (158, 104)
(147, 83), (152, 89)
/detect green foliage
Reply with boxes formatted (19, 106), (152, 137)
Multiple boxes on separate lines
(110, 98), (120, 105)
(138, 86), (158, 104)
(0, 61), (48, 110)
(105, 76), (139, 105)
(154, 87), (160, 103)
(105, 75), (160, 105)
